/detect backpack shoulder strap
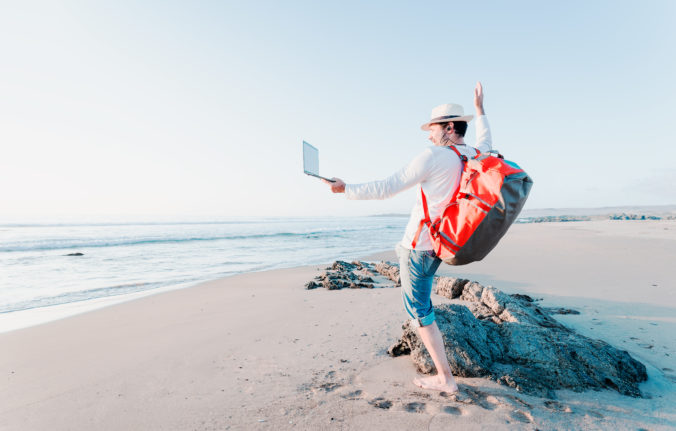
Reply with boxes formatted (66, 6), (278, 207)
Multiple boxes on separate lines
(448, 144), (481, 160)
(447, 145), (467, 162)
(410, 187), (431, 249)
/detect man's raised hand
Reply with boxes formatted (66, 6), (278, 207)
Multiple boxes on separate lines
(474, 81), (485, 116)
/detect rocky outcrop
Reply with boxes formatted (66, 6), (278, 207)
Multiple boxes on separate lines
(305, 260), (401, 290)
(608, 213), (670, 220)
(305, 260), (376, 290)
(389, 276), (648, 398)
(434, 277), (468, 299)
(517, 215), (591, 223)
(374, 261), (400, 286)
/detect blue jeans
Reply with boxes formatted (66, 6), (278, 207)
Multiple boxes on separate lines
(395, 244), (442, 327)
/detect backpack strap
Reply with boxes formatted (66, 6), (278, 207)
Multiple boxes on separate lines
(448, 144), (481, 160)
(410, 187), (431, 249)
(410, 145), (476, 249)
(447, 145), (468, 162)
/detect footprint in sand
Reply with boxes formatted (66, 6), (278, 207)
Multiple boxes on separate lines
(587, 410), (604, 419)
(510, 409), (534, 424)
(441, 405), (463, 415)
(504, 394), (532, 409)
(368, 397), (393, 410)
(341, 389), (363, 400)
(459, 386), (501, 410)
(404, 401), (427, 413)
(544, 400), (572, 413)
(317, 382), (342, 392)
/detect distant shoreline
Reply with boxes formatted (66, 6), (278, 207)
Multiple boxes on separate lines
(517, 213), (676, 223)
(371, 204), (676, 224)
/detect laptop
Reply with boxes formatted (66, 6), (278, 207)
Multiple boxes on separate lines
(303, 141), (335, 182)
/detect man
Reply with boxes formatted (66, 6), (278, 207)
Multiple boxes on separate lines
(324, 82), (491, 393)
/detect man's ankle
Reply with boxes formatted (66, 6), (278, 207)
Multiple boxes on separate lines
(437, 372), (456, 383)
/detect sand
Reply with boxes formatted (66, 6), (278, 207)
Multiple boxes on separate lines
(1, 220), (675, 430)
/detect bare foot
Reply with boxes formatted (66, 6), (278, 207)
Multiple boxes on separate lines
(412, 375), (458, 393)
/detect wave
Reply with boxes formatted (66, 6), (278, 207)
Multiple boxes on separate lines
(0, 226), (401, 253)
(0, 278), (204, 314)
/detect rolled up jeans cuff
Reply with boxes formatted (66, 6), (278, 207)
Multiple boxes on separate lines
(413, 310), (436, 327)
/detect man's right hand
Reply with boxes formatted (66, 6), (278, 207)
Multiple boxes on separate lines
(323, 178), (346, 193)
(474, 81), (485, 116)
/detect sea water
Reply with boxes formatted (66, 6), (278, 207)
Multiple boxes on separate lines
(0, 216), (408, 332)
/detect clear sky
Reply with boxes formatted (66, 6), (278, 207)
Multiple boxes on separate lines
(1, 1), (674, 219)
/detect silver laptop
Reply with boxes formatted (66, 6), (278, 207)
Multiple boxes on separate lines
(303, 141), (335, 182)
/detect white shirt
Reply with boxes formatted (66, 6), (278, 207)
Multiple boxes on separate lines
(345, 115), (492, 250)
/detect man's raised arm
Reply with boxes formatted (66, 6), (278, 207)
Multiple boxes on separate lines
(474, 82), (492, 153)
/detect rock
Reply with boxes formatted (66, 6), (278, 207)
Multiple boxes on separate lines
(331, 260), (357, 271)
(321, 272), (362, 290)
(460, 281), (484, 302)
(65, 252), (84, 256)
(374, 261), (400, 286)
(517, 215), (591, 223)
(305, 281), (321, 290)
(608, 213), (664, 220)
(510, 293), (535, 302)
(434, 277), (469, 299)
(480, 286), (510, 315)
(389, 280), (648, 398)
(305, 261), (391, 290)
(544, 307), (581, 315)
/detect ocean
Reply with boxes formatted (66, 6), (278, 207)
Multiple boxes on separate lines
(0, 216), (408, 332)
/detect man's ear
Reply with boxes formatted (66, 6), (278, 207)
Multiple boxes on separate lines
(445, 123), (454, 133)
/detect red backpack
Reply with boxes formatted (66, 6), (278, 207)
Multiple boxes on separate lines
(411, 145), (533, 265)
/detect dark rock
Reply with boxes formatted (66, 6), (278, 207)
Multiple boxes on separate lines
(65, 252), (84, 256)
(389, 280), (648, 398)
(544, 307), (581, 315)
(608, 213), (665, 220)
(305, 281), (321, 290)
(510, 293), (535, 303)
(332, 260), (357, 271)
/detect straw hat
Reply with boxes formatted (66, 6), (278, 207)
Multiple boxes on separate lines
(420, 103), (473, 131)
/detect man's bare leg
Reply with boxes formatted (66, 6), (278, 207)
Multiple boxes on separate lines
(412, 321), (459, 393)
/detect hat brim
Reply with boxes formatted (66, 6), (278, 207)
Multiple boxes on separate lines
(421, 115), (474, 131)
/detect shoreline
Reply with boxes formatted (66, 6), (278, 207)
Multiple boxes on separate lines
(4, 217), (674, 335)
(0, 247), (399, 335)
(2, 220), (675, 429)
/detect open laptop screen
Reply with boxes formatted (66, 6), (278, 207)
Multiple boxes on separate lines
(302, 141), (319, 176)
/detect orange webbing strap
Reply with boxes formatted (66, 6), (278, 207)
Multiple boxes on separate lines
(411, 187), (431, 249)
(447, 145), (464, 160)
(411, 220), (425, 249)
(448, 144), (479, 161)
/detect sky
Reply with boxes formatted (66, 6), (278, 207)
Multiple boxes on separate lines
(1, 0), (675, 219)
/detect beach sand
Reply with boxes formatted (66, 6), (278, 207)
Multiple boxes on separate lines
(1, 220), (675, 430)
